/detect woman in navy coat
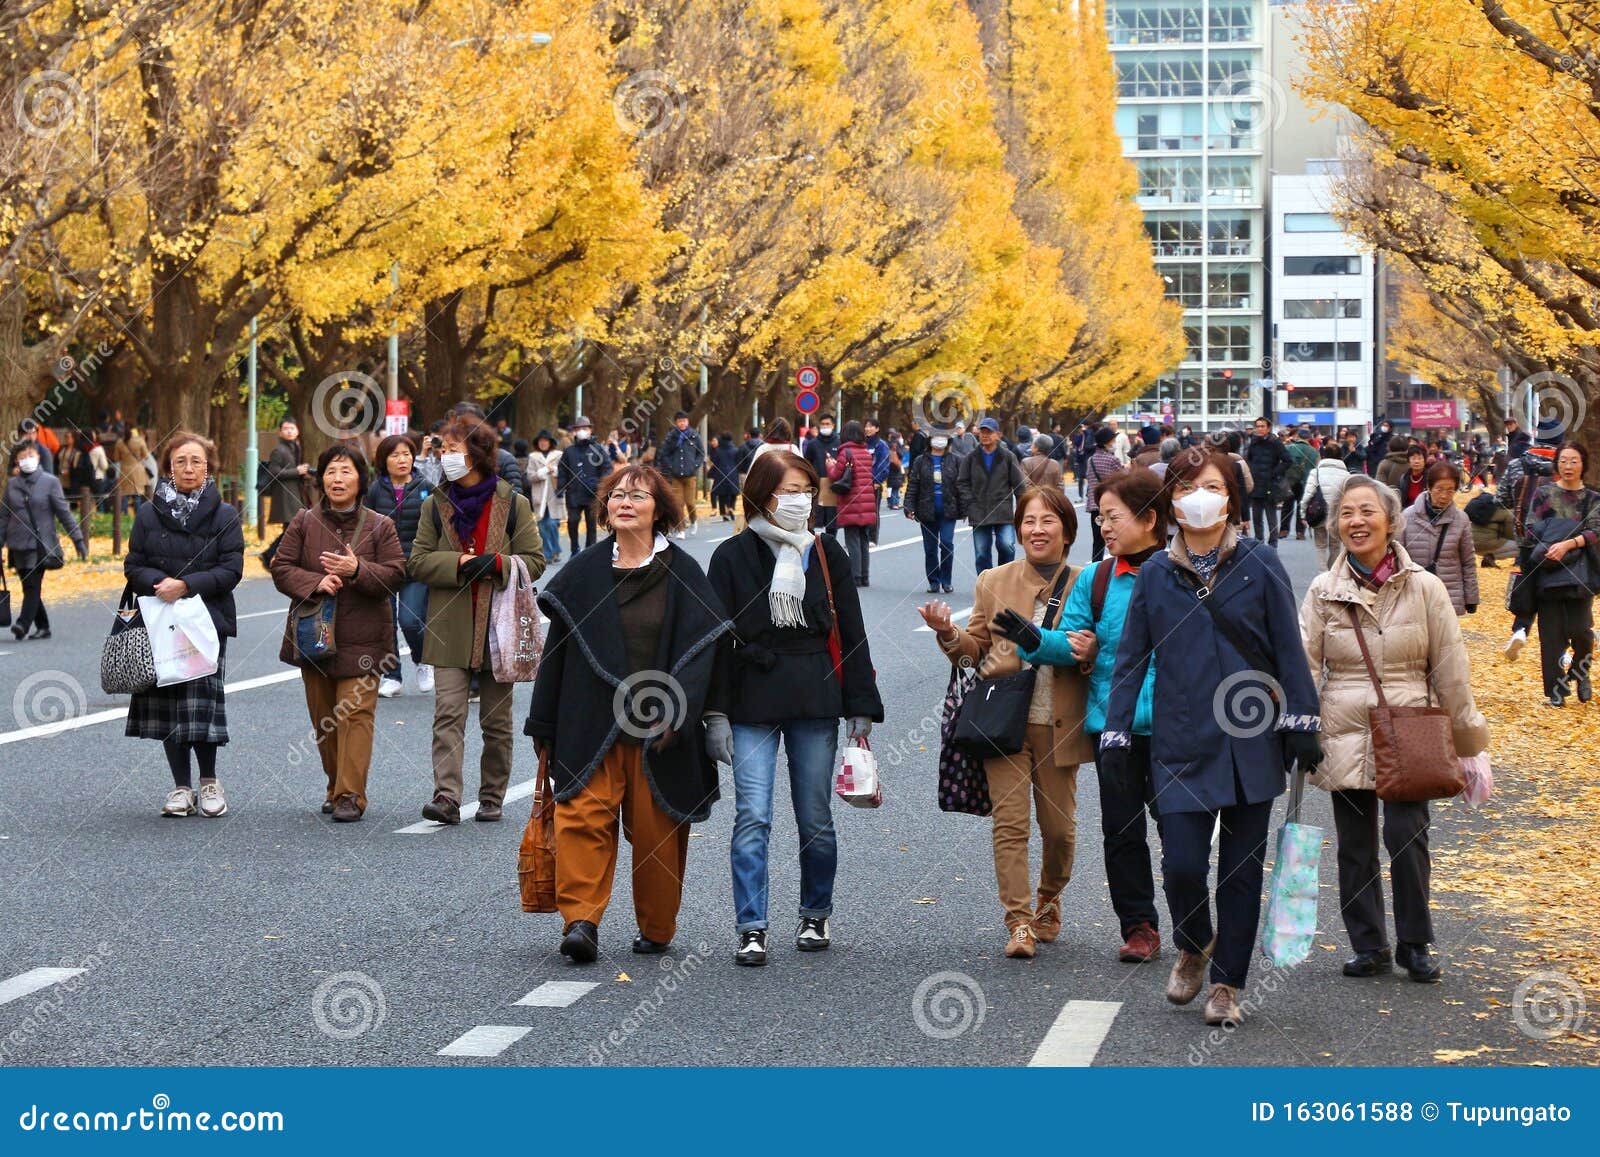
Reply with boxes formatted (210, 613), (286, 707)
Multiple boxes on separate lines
(1101, 446), (1322, 1028)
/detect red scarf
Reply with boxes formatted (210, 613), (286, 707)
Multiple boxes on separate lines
(1349, 547), (1399, 591)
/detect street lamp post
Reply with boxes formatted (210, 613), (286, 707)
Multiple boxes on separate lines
(244, 313), (258, 533)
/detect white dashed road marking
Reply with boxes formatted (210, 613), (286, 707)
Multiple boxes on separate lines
(515, 981), (600, 1008)
(0, 968), (86, 1008)
(437, 1025), (531, 1058)
(1028, 1000), (1122, 1067)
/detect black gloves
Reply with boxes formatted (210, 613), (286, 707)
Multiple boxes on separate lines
(991, 608), (1043, 654)
(459, 553), (500, 582)
(1283, 729), (1323, 772)
(1466, 603), (1478, 614)
(1097, 743), (1131, 781)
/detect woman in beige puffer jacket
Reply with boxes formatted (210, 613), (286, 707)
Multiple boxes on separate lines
(1299, 475), (1488, 984)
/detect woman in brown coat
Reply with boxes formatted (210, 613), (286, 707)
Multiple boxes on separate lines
(920, 486), (1094, 958)
(1300, 475), (1488, 983)
(271, 445), (406, 822)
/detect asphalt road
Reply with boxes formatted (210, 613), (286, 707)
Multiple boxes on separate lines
(0, 501), (1567, 1067)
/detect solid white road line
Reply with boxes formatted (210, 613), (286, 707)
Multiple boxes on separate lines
(514, 980), (600, 1008)
(914, 606), (973, 632)
(393, 777), (538, 834)
(0, 967), (86, 1008)
(1028, 999), (1122, 1067)
(437, 1025), (531, 1058)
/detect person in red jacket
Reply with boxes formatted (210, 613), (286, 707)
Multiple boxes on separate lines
(827, 421), (879, 588)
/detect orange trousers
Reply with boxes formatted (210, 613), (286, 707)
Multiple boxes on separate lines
(554, 742), (690, 944)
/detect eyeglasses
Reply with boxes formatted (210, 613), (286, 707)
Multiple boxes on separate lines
(607, 489), (654, 504)
(774, 485), (817, 497)
(1093, 512), (1132, 528)
(1171, 480), (1228, 496)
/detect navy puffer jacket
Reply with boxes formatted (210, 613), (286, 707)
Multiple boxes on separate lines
(365, 475), (432, 557)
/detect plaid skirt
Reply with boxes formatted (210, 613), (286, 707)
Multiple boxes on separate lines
(125, 650), (229, 745)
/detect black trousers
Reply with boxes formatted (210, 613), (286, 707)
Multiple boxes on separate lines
(1537, 596), (1594, 695)
(1159, 795), (1272, 988)
(566, 505), (598, 555)
(1330, 789), (1432, 952)
(1094, 734), (1161, 936)
(1248, 497), (1279, 545)
(1277, 497), (1303, 537)
(15, 566), (49, 634)
(814, 504), (839, 539)
(1089, 515), (1106, 562)
(842, 524), (871, 584)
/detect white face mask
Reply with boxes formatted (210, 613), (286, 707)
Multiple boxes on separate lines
(440, 452), (469, 482)
(818, 425), (833, 438)
(18, 456), (39, 474)
(770, 493), (812, 531)
(1174, 488), (1228, 531)
(574, 429), (591, 442)
(931, 436), (949, 450)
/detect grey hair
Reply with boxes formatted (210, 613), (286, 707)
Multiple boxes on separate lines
(1335, 474), (1404, 543)
(1159, 437), (1180, 461)
(1032, 435), (1053, 454)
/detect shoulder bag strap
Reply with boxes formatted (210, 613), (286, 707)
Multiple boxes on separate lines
(1344, 604), (1390, 709)
(1041, 564), (1073, 631)
(1430, 520), (1449, 570)
(1090, 558), (1114, 624)
(812, 534), (844, 681)
(1175, 555), (1276, 678)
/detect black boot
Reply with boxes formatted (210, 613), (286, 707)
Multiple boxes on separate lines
(560, 920), (599, 964)
(1396, 941), (1442, 983)
(632, 934), (671, 954)
(1341, 948), (1394, 978)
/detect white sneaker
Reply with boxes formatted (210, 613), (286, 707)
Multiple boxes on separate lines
(1504, 628), (1527, 662)
(162, 787), (197, 817)
(378, 675), (403, 698)
(673, 529), (687, 540)
(197, 781), (228, 818)
(416, 664), (435, 693)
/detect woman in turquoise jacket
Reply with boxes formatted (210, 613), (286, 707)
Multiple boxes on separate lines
(1015, 467), (1163, 964)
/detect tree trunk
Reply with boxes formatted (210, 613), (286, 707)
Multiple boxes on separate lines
(422, 291), (468, 419)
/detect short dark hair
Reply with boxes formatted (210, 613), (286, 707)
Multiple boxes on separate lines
(373, 433), (419, 479)
(864, 416), (880, 430)
(1423, 459), (1460, 488)
(1093, 426), (1116, 448)
(763, 416), (792, 443)
(1164, 446), (1245, 525)
(1406, 442), (1427, 459)
(841, 419), (865, 444)
(1012, 484), (1079, 545)
(742, 450), (817, 524)
(158, 430), (219, 477)
(439, 415), (498, 477)
(1319, 442), (1343, 460)
(1094, 466), (1168, 541)
(316, 443), (369, 494)
(596, 464), (684, 535)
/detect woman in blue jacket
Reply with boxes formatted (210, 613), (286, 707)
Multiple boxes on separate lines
(1016, 466), (1163, 965)
(1100, 447), (1322, 1028)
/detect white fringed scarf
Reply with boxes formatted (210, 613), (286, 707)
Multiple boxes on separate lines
(746, 514), (815, 628)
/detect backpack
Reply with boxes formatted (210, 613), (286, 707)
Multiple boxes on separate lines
(1464, 491), (1500, 527)
(1090, 557), (1114, 624)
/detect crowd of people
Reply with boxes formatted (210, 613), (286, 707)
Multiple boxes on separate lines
(4, 395), (1595, 1032)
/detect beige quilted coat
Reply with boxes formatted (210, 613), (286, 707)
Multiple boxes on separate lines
(1299, 541), (1489, 792)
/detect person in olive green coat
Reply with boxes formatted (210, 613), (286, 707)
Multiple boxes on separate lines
(408, 417), (544, 824)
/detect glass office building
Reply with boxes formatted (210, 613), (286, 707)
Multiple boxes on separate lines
(1107, 1), (1266, 429)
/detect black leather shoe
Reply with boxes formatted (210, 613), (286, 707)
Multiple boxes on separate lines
(560, 920), (599, 964)
(320, 800), (334, 814)
(632, 934), (670, 954)
(1577, 674), (1594, 704)
(474, 802), (502, 822)
(1342, 948), (1394, 978)
(1396, 942), (1442, 983)
(421, 793), (461, 824)
(29, 628), (50, 640)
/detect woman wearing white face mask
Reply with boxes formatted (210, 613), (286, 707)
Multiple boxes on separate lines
(2, 444), (88, 641)
(1100, 446), (1322, 1028)
(903, 433), (963, 592)
(706, 452), (883, 965)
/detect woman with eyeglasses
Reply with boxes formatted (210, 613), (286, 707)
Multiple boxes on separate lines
(1100, 447), (1321, 1027)
(706, 451), (883, 965)
(527, 465), (732, 963)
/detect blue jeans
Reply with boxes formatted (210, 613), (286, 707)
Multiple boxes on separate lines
(972, 522), (1016, 574)
(731, 719), (840, 933)
(920, 517), (956, 588)
(393, 579), (429, 664)
(538, 514), (561, 560)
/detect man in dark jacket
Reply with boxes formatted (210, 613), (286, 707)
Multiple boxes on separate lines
(658, 410), (707, 536)
(1365, 421), (1394, 476)
(956, 417), (1025, 574)
(863, 417), (890, 543)
(1504, 416), (1532, 462)
(902, 434), (963, 592)
(1243, 416), (1291, 546)
(804, 416), (841, 536)
(556, 415), (615, 554)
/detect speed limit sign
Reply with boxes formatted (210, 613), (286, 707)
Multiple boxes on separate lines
(795, 365), (820, 390)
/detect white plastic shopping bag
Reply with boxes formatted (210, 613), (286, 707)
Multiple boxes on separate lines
(137, 594), (220, 687)
(834, 737), (882, 809)
(1459, 752), (1494, 809)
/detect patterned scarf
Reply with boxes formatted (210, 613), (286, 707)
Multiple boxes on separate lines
(155, 476), (208, 528)
(1348, 547), (1400, 591)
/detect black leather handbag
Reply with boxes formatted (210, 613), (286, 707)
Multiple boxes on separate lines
(953, 568), (1072, 760)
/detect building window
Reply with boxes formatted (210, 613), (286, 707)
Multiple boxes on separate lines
(1284, 255), (1362, 276)
(1162, 263), (1203, 307)
(1183, 325), (1202, 362)
(1283, 212), (1340, 232)
(1284, 387), (1360, 410)
(1146, 216), (1204, 257)
(1117, 52), (1204, 99)
(1284, 298), (1362, 319)
(1207, 158), (1255, 203)
(1137, 158), (1201, 204)
(1208, 4), (1254, 43)
(1281, 341), (1362, 362)
(1108, 5), (1204, 46)
(1207, 323), (1253, 361)
(1206, 263), (1253, 309)
(1207, 213), (1253, 256)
